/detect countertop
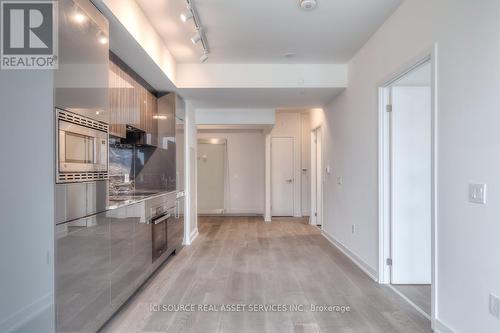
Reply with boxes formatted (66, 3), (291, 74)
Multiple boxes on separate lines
(107, 190), (184, 210)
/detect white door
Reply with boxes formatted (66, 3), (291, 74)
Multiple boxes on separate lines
(391, 86), (432, 284)
(197, 142), (225, 214)
(272, 137), (294, 216)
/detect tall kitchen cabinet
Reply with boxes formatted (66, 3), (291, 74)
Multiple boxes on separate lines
(157, 92), (185, 250)
(108, 53), (158, 143)
(55, 0), (112, 332)
(175, 94), (186, 194)
(55, 0), (109, 123)
(175, 95), (186, 249)
(156, 92), (184, 191)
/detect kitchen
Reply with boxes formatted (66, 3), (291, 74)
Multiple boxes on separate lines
(54, 0), (185, 331)
(2, 0), (499, 332)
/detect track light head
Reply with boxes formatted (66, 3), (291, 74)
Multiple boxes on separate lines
(191, 32), (202, 44)
(180, 11), (193, 22)
(200, 52), (209, 63)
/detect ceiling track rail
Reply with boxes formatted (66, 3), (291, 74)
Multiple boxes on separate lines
(185, 0), (209, 53)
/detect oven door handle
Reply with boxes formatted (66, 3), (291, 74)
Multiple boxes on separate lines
(150, 213), (170, 225)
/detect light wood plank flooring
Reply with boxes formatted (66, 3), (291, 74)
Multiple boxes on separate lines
(101, 216), (431, 333)
(392, 284), (431, 316)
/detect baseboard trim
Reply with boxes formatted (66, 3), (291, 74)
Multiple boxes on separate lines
(199, 213), (263, 217)
(183, 227), (199, 246)
(388, 285), (430, 320)
(321, 230), (378, 281)
(0, 293), (52, 333)
(198, 209), (225, 215)
(434, 319), (455, 333)
(190, 228), (199, 243)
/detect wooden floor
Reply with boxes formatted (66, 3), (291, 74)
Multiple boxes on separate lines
(392, 284), (431, 316)
(101, 216), (431, 333)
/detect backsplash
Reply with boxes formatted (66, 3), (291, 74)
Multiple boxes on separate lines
(109, 138), (176, 196)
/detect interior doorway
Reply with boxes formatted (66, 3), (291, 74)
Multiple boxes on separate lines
(310, 127), (323, 228)
(379, 57), (435, 320)
(197, 138), (227, 214)
(271, 137), (295, 216)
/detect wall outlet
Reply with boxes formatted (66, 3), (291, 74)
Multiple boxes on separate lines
(351, 224), (355, 234)
(469, 183), (486, 204)
(490, 294), (500, 319)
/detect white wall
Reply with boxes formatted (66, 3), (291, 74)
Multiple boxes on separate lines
(198, 131), (265, 215)
(0, 72), (55, 332)
(99, 0), (176, 83)
(317, 0), (500, 331)
(196, 108), (275, 126)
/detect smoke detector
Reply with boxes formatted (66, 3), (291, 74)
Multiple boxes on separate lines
(300, 0), (317, 11)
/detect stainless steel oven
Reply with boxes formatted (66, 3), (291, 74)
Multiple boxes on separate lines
(150, 205), (175, 263)
(56, 108), (109, 183)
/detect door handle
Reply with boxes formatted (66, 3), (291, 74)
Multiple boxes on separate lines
(285, 179), (293, 183)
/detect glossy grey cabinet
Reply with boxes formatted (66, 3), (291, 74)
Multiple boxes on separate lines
(55, 213), (112, 333)
(56, 202), (154, 332)
(109, 202), (152, 309)
(55, 181), (109, 224)
(55, 0), (109, 123)
(56, 193), (180, 331)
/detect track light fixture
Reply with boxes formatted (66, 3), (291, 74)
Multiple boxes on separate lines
(191, 31), (202, 44)
(182, 0), (210, 63)
(180, 11), (193, 22)
(200, 51), (208, 63)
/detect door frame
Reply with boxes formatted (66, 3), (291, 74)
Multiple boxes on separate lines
(271, 136), (295, 217)
(378, 46), (438, 326)
(197, 138), (228, 215)
(310, 126), (323, 228)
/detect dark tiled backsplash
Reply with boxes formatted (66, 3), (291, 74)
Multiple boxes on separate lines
(109, 142), (176, 196)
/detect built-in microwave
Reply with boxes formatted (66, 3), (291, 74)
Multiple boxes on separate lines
(56, 109), (109, 183)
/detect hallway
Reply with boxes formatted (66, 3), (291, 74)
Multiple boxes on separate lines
(102, 217), (431, 332)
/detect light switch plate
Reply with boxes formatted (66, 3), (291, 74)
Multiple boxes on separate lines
(337, 176), (343, 185)
(490, 294), (500, 319)
(469, 184), (487, 204)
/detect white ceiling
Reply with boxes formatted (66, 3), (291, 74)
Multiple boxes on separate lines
(136, 0), (402, 64)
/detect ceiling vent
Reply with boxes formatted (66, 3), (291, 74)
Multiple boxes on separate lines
(300, 0), (317, 11)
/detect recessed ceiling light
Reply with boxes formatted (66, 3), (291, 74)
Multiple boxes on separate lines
(73, 12), (87, 24)
(300, 0), (317, 11)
